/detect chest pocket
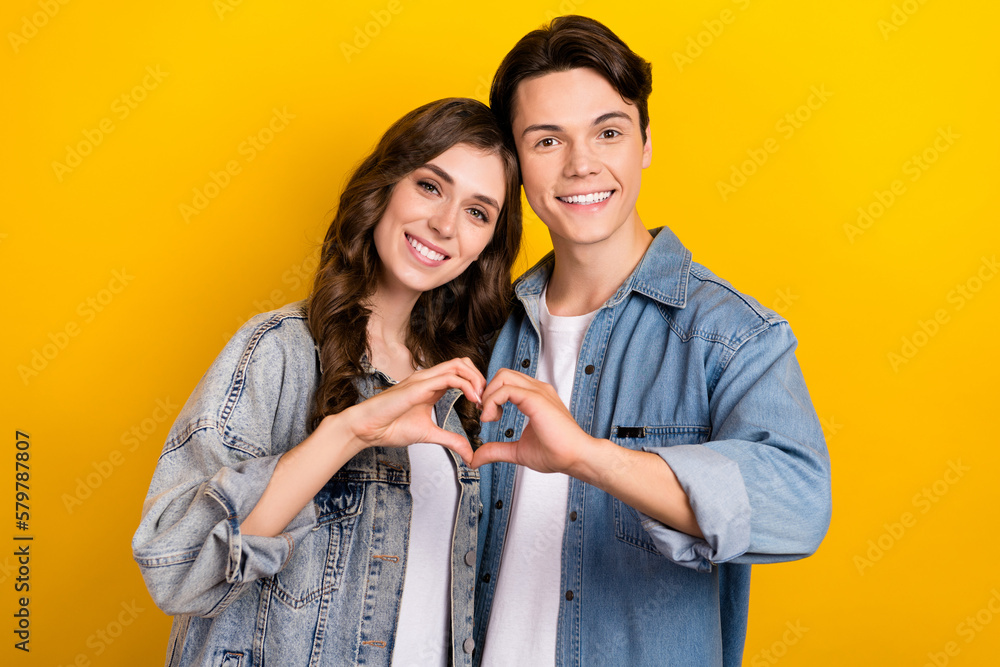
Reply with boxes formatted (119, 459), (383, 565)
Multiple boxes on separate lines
(271, 478), (365, 609)
(611, 425), (711, 555)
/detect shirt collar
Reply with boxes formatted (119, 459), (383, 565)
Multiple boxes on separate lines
(514, 226), (692, 310)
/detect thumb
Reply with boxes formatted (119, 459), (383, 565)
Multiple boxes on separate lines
(426, 426), (475, 466)
(470, 441), (518, 469)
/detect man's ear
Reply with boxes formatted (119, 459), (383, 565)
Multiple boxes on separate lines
(642, 125), (652, 169)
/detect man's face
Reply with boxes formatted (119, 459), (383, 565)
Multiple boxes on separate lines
(511, 67), (651, 249)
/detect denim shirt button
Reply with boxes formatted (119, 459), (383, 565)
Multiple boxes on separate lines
(565, 590), (574, 601)
(465, 549), (475, 567)
(520, 358), (530, 368)
(463, 638), (475, 654)
(504, 428), (514, 438)
(569, 511), (578, 521)
(584, 364), (595, 375)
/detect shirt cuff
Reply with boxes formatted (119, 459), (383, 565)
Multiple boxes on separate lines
(636, 444), (751, 571)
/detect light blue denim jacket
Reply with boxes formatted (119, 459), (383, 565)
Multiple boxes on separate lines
(474, 227), (832, 667)
(132, 302), (481, 666)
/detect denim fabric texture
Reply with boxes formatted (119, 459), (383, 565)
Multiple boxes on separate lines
(132, 302), (480, 666)
(474, 227), (832, 667)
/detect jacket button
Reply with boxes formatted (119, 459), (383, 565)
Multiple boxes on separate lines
(463, 638), (475, 654)
(521, 358), (530, 368)
(482, 572), (491, 583)
(495, 500), (503, 509)
(504, 428), (514, 438)
(565, 590), (574, 601)
(569, 511), (578, 521)
(584, 364), (595, 375)
(465, 549), (476, 567)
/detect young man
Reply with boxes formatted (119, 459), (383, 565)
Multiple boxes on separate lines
(470, 16), (832, 667)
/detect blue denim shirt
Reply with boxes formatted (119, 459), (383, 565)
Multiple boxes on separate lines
(474, 227), (832, 667)
(132, 302), (481, 666)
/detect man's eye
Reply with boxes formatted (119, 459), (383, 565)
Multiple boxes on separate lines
(601, 129), (621, 139)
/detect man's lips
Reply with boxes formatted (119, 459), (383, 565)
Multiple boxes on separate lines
(405, 233), (449, 264)
(555, 190), (614, 205)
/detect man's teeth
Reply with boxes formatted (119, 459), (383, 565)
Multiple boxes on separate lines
(558, 191), (612, 204)
(408, 235), (447, 261)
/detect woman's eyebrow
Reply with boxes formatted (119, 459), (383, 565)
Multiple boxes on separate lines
(422, 163), (499, 212)
(422, 163), (454, 185)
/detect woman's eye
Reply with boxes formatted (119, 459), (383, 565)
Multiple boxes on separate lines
(468, 208), (489, 223)
(601, 129), (621, 139)
(538, 137), (558, 148)
(418, 180), (439, 195)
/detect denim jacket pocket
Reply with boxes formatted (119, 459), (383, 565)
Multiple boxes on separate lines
(219, 650), (244, 667)
(610, 425), (711, 555)
(271, 477), (364, 609)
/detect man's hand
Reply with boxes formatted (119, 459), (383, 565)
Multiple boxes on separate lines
(471, 369), (599, 473)
(471, 368), (704, 538)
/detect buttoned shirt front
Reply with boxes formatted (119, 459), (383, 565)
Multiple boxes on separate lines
(474, 227), (832, 666)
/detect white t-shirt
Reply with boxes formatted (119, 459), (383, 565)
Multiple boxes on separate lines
(392, 408), (460, 667)
(481, 289), (599, 667)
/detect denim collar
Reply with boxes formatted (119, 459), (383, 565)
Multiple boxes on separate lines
(513, 226), (692, 310)
(356, 354), (462, 428)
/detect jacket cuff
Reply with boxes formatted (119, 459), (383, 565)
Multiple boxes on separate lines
(636, 444), (751, 571)
(204, 458), (319, 584)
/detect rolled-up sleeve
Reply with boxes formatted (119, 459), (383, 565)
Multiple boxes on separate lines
(132, 426), (318, 617)
(637, 322), (831, 570)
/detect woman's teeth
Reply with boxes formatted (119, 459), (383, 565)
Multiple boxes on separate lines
(558, 191), (612, 205)
(408, 235), (447, 261)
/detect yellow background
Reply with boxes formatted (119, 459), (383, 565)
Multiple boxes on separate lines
(3, 0), (999, 664)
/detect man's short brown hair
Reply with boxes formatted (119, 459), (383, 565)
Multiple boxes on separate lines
(490, 15), (653, 144)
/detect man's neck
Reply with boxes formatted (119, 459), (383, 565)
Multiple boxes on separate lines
(545, 217), (653, 316)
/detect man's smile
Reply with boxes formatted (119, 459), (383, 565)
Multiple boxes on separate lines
(555, 190), (615, 205)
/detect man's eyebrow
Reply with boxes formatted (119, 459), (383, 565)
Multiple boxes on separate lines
(421, 163), (500, 212)
(593, 111), (633, 126)
(521, 123), (563, 137)
(520, 112), (634, 138)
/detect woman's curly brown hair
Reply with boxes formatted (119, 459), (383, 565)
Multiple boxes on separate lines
(307, 98), (522, 445)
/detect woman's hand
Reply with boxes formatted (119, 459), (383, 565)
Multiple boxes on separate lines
(339, 357), (485, 465)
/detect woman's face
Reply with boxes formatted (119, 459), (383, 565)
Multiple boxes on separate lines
(373, 143), (506, 299)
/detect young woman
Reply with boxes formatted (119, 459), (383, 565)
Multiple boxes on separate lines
(132, 98), (522, 667)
